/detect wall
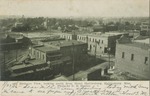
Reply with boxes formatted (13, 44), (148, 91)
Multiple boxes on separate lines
(60, 43), (88, 66)
(115, 44), (150, 79)
(31, 48), (46, 62)
(89, 36), (108, 56)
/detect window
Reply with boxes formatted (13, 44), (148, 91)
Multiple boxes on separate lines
(34, 50), (36, 55)
(144, 57), (148, 64)
(43, 55), (45, 60)
(102, 40), (103, 44)
(131, 54), (134, 61)
(122, 52), (125, 58)
(89, 38), (90, 41)
(37, 52), (39, 58)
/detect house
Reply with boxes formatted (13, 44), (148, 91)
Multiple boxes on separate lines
(115, 36), (150, 80)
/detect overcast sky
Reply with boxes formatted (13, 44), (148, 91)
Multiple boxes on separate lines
(0, 0), (149, 17)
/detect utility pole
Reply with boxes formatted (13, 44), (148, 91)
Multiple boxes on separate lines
(107, 48), (111, 69)
(16, 49), (18, 61)
(72, 43), (75, 80)
(95, 41), (97, 64)
(3, 51), (6, 70)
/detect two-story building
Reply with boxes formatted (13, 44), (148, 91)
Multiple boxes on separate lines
(30, 45), (71, 75)
(38, 40), (88, 70)
(140, 21), (150, 36)
(115, 36), (150, 80)
(59, 33), (77, 40)
(77, 32), (129, 56)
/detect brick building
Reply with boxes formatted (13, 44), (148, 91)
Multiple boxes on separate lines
(36, 40), (88, 75)
(115, 36), (150, 79)
(38, 40), (88, 67)
(77, 32), (129, 56)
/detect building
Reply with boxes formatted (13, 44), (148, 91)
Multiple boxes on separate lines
(32, 40), (87, 74)
(115, 36), (150, 80)
(9, 59), (49, 80)
(77, 32), (129, 56)
(33, 40), (88, 76)
(59, 33), (77, 40)
(30, 45), (66, 75)
(14, 22), (23, 27)
(38, 40), (88, 68)
(0, 35), (23, 51)
(31, 45), (62, 62)
(140, 22), (150, 36)
(78, 26), (94, 32)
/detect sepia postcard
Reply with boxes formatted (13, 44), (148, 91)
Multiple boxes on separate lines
(0, 0), (149, 96)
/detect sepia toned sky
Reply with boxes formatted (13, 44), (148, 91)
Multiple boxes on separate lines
(0, 0), (149, 17)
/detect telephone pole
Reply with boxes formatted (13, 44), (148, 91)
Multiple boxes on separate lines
(107, 48), (111, 69)
(95, 41), (97, 64)
(72, 43), (75, 80)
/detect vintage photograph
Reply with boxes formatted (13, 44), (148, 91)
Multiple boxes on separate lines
(0, 0), (149, 81)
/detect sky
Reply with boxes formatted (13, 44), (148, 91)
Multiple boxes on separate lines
(0, 0), (149, 17)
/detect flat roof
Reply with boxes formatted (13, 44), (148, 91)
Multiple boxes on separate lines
(78, 32), (128, 38)
(119, 42), (150, 50)
(11, 59), (45, 70)
(134, 38), (150, 44)
(34, 46), (59, 53)
(44, 40), (86, 47)
(11, 70), (34, 77)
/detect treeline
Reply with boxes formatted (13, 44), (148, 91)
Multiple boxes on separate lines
(0, 17), (145, 32)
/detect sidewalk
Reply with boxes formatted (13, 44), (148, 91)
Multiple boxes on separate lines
(88, 52), (115, 62)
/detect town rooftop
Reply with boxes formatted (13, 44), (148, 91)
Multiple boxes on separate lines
(34, 46), (59, 53)
(44, 40), (86, 47)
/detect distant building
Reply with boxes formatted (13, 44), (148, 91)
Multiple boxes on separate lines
(0, 35), (22, 51)
(59, 33), (77, 40)
(78, 26), (94, 32)
(92, 25), (103, 32)
(140, 22), (150, 36)
(127, 30), (140, 38)
(14, 22), (23, 27)
(115, 36), (150, 79)
(77, 32), (129, 56)
(17, 36), (32, 48)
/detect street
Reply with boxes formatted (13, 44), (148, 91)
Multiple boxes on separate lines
(67, 62), (114, 81)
